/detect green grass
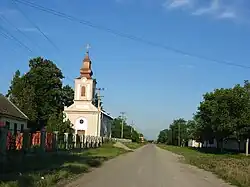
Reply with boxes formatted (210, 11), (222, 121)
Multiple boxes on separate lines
(123, 142), (145, 149)
(0, 143), (128, 187)
(158, 144), (250, 187)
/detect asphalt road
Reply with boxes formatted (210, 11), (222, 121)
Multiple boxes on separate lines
(65, 144), (235, 187)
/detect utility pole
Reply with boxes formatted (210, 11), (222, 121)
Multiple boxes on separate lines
(96, 88), (104, 137)
(120, 112), (126, 139)
(178, 123), (181, 147)
(130, 120), (134, 139)
(107, 113), (112, 139)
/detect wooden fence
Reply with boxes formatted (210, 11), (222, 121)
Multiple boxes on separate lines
(0, 128), (111, 160)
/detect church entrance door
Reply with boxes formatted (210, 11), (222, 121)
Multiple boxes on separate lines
(77, 130), (85, 136)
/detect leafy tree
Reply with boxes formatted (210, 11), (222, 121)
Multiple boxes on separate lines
(62, 85), (74, 107)
(46, 112), (73, 133)
(157, 129), (169, 143)
(111, 117), (140, 142)
(7, 57), (74, 132)
(197, 85), (250, 149)
(169, 118), (187, 146)
(7, 71), (38, 122)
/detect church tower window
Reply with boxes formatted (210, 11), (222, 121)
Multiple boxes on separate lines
(81, 86), (86, 97)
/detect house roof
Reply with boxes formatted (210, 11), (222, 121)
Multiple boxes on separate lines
(0, 94), (29, 120)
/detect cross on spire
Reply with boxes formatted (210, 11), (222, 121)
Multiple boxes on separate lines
(86, 44), (91, 54)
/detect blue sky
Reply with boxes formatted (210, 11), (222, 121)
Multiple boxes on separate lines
(1, 0), (250, 139)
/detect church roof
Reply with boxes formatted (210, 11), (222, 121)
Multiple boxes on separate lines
(0, 94), (29, 120)
(101, 111), (114, 120)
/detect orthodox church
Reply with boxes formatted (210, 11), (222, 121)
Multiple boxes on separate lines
(64, 50), (113, 137)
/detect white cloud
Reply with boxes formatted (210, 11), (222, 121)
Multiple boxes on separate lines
(218, 11), (236, 19)
(167, 0), (191, 8)
(192, 0), (219, 16)
(164, 0), (247, 22)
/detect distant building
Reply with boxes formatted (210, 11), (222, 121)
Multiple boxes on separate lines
(64, 51), (113, 137)
(0, 94), (29, 134)
(188, 139), (202, 148)
(139, 134), (145, 143)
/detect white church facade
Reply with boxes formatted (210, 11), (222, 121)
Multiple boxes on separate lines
(64, 51), (113, 137)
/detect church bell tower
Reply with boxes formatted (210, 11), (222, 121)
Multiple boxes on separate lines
(74, 46), (96, 102)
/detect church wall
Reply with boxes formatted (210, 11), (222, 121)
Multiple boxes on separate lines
(65, 112), (99, 136)
(100, 114), (113, 138)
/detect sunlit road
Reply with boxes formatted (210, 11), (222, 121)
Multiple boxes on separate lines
(65, 144), (235, 187)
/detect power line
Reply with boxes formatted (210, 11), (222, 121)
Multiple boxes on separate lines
(0, 14), (42, 52)
(14, 0), (250, 69)
(0, 30), (10, 40)
(9, 0), (76, 83)
(0, 24), (33, 53)
(0, 19), (74, 84)
(12, 0), (60, 52)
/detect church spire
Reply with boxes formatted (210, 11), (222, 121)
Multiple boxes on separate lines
(80, 44), (93, 79)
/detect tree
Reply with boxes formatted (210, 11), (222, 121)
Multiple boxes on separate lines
(197, 84), (250, 149)
(7, 57), (74, 131)
(169, 118), (187, 146)
(157, 129), (169, 143)
(62, 85), (74, 107)
(111, 117), (141, 142)
(7, 71), (38, 123)
(46, 112), (73, 133)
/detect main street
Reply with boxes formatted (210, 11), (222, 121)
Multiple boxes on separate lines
(65, 144), (235, 187)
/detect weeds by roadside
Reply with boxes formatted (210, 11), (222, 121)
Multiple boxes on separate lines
(0, 143), (128, 187)
(123, 142), (145, 149)
(158, 145), (250, 187)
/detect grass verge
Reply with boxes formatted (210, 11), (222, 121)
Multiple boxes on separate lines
(158, 144), (250, 187)
(0, 143), (128, 187)
(123, 142), (145, 149)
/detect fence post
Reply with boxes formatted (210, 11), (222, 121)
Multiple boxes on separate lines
(246, 138), (249, 156)
(22, 130), (29, 153)
(40, 130), (46, 154)
(80, 135), (84, 149)
(64, 133), (69, 150)
(0, 128), (7, 163)
(53, 131), (59, 151)
(74, 133), (77, 149)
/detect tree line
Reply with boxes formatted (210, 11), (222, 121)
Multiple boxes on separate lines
(157, 80), (250, 150)
(111, 116), (142, 143)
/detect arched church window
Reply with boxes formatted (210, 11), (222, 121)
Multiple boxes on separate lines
(81, 86), (86, 97)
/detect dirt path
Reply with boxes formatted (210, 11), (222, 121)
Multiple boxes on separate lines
(64, 144), (235, 187)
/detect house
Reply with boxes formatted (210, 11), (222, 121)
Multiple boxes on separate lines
(188, 139), (202, 148)
(139, 134), (145, 143)
(0, 94), (29, 134)
(64, 51), (113, 137)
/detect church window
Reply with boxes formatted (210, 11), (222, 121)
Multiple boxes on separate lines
(81, 86), (86, 97)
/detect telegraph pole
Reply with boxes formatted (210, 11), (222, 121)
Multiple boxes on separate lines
(96, 88), (104, 137)
(120, 112), (126, 139)
(130, 120), (134, 139)
(178, 123), (181, 147)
